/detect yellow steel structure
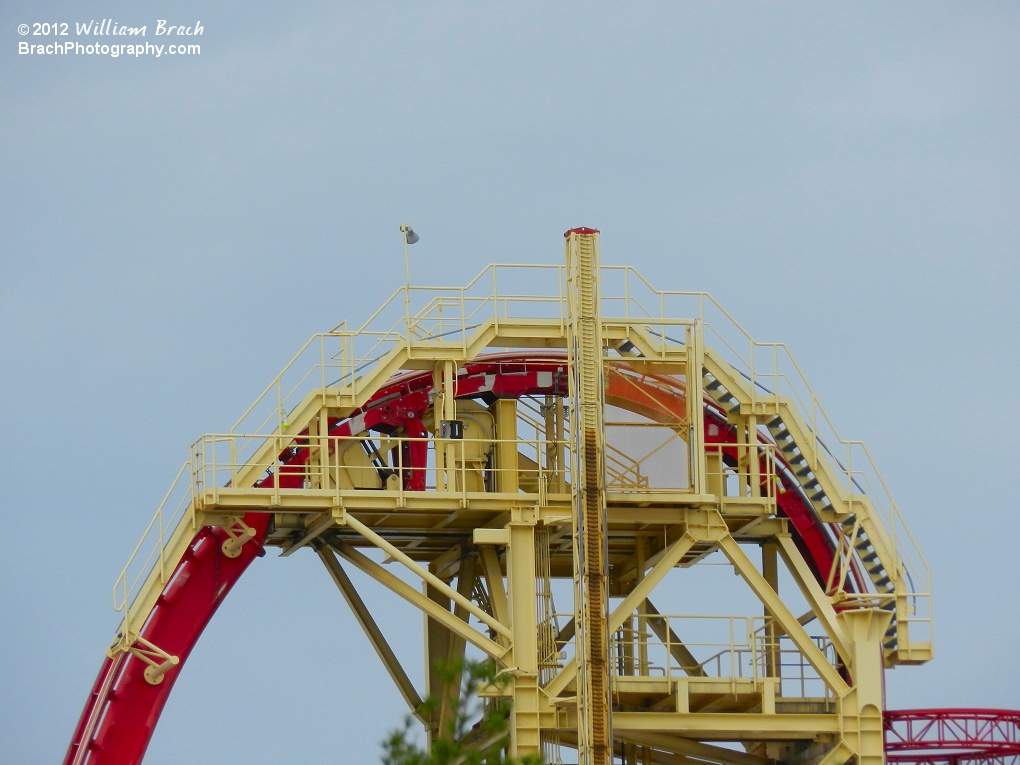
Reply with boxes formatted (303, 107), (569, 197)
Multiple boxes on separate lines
(566, 229), (613, 765)
(107, 229), (932, 765)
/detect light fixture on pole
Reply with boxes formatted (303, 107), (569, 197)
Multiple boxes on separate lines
(400, 224), (419, 336)
(400, 224), (419, 245)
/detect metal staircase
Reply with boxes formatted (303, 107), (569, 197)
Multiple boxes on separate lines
(701, 350), (927, 666)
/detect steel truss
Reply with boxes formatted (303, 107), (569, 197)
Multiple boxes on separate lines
(885, 710), (1020, 765)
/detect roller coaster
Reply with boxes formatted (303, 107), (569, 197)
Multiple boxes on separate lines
(65, 229), (1018, 765)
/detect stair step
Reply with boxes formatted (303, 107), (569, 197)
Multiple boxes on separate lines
(863, 561), (885, 577)
(856, 549), (879, 565)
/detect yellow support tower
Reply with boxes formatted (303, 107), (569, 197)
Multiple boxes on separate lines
(72, 229), (933, 765)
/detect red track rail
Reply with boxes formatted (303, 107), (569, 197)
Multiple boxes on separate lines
(64, 512), (276, 765)
(885, 709), (1020, 765)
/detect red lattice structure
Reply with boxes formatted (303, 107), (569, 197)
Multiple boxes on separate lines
(886, 709), (1020, 765)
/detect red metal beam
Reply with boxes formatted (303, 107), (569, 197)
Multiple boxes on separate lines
(886, 709), (1020, 765)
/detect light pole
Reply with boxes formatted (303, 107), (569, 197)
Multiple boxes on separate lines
(399, 224), (419, 337)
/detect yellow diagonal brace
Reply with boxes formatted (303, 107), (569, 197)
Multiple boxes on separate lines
(545, 532), (697, 698)
(317, 547), (425, 721)
(479, 546), (510, 628)
(718, 535), (850, 696)
(341, 512), (511, 640)
(280, 513), (336, 558)
(332, 543), (507, 662)
(775, 534), (851, 666)
(614, 732), (770, 765)
(609, 533), (698, 635)
(643, 599), (707, 678)
(815, 741), (854, 765)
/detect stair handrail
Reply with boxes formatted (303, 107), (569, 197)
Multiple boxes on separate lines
(111, 461), (194, 645)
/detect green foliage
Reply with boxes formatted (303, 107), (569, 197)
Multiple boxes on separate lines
(381, 660), (542, 765)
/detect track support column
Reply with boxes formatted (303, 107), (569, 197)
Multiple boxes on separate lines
(507, 511), (541, 758)
(839, 608), (894, 765)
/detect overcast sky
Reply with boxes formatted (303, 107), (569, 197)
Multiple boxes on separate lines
(2, 2), (1019, 763)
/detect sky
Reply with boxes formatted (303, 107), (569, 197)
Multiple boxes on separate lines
(2, 2), (1019, 763)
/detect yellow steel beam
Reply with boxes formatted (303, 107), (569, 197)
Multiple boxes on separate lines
(316, 546), (425, 721)
(815, 741), (854, 765)
(429, 541), (471, 581)
(718, 535), (850, 696)
(332, 542), (507, 661)
(614, 732), (770, 765)
(438, 552), (478, 737)
(774, 534), (851, 666)
(197, 487), (570, 515)
(279, 512), (336, 557)
(340, 511), (511, 640)
(608, 534), (698, 635)
(479, 546), (510, 628)
(642, 599), (707, 678)
(611, 712), (840, 740)
(545, 533), (697, 699)
(507, 520), (542, 757)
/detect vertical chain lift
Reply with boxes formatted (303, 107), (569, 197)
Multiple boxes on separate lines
(566, 228), (613, 765)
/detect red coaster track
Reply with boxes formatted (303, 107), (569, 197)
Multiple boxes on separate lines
(885, 709), (1020, 765)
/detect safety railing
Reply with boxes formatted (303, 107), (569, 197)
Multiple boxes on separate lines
(766, 635), (839, 703)
(227, 262), (913, 524)
(229, 265), (569, 449)
(604, 417), (690, 492)
(704, 441), (780, 509)
(111, 462), (195, 647)
(191, 432), (573, 503)
(606, 613), (836, 703)
(226, 264), (686, 455)
(609, 614), (765, 681)
(605, 442), (650, 490)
